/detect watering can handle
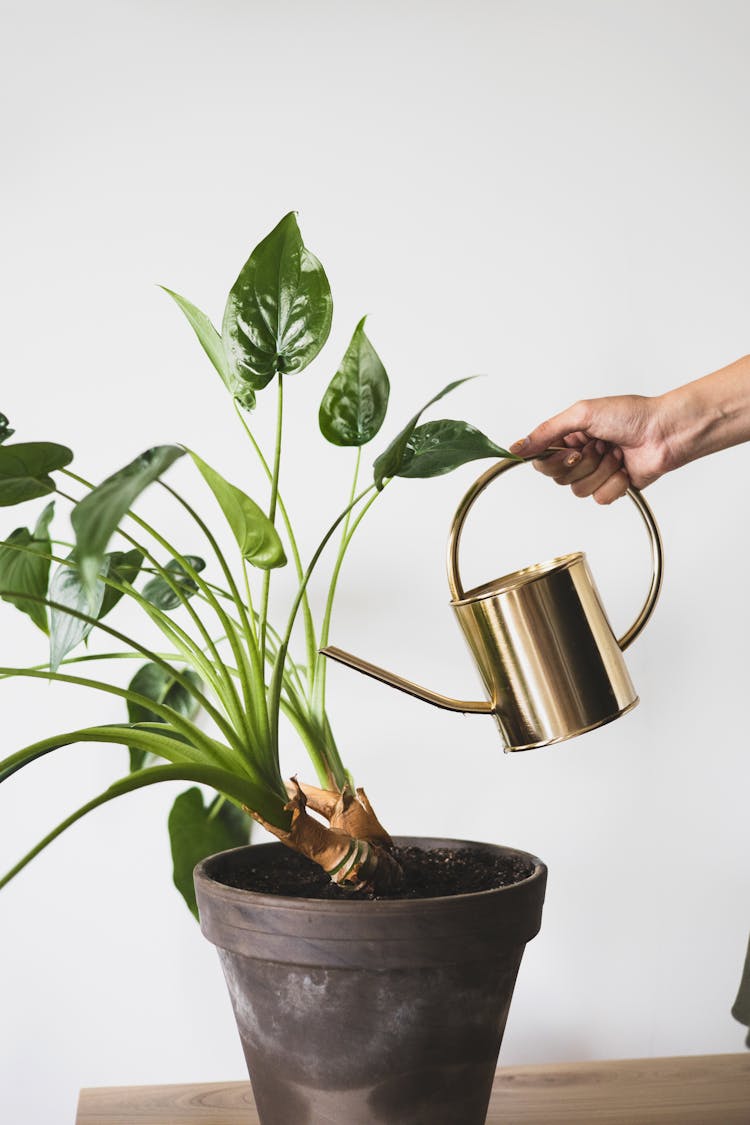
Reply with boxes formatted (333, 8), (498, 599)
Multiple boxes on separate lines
(446, 455), (664, 652)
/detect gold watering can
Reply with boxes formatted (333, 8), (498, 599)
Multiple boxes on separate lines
(322, 456), (664, 752)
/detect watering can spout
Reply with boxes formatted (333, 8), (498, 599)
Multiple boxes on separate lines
(319, 647), (494, 715)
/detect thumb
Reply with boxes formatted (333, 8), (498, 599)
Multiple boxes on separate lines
(511, 401), (591, 457)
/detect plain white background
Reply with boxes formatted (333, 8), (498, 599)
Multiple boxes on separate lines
(2, 1), (749, 1120)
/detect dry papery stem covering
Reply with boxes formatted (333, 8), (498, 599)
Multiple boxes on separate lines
(250, 779), (402, 893)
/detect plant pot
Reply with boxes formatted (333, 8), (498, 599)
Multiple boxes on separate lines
(194, 836), (547, 1125)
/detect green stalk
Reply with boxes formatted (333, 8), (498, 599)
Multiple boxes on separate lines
(313, 483), (383, 719)
(58, 477), (245, 728)
(266, 484), (377, 760)
(259, 374), (284, 671)
(0, 759), (291, 891)
(0, 668), (241, 772)
(158, 481), (270, 756)
(234, 397), (318, 680)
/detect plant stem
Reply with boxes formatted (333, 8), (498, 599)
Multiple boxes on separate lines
(259, 374), (284, 671)
(234, 398), (318, 681)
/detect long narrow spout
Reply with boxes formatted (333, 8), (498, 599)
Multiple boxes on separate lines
(320, 646), (493, 715)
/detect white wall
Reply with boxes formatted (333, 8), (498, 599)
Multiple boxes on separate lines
(2, 1), (749, 1120)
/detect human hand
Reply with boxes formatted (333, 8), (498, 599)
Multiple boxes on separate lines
(510, 394), (673, 503)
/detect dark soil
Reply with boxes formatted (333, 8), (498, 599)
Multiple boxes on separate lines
(218, 845), (535, 901)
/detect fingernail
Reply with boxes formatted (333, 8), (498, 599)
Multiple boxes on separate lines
(510, 438), (528, 454)
(565, 451), (581, 466)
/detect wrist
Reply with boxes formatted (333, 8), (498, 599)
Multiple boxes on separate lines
(655, 355), (750, 472)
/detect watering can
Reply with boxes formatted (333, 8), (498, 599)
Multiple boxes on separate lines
(321, 456), (664, 752)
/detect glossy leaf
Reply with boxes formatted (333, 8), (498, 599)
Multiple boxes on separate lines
(98, 549), (145, 619)
(189, 450), (286, 569)
(222, 213), (332, 389)
(162, 288), (256, 412)
(127, 662), (203, 772)
(49, 553), (109, 672)
(142, 556), (206, 611)
(396, 419), (511, 478)
(319, 317), (390, 447)
(71, 445), (184, 596)
(0, 502), (55, 632)
(168, 787), (253, 918)
(372, 378), (477, 489)
(0, 443), (73, 507)
(0, 415), (14, 444)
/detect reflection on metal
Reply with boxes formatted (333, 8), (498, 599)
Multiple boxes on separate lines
(321, 455), (664, 752)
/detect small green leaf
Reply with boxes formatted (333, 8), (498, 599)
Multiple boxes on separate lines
(98, 549), (144, 619)
(319, 317), (390, 447)
(168, 787), (253, 919)
(0, 502), (55, 632)
(222, 213), (333, 390)
(161, 288), (256, 412)
(0, 415), (14, 444)
(72, 446), (184, 597)
(0, 443), (73, 507)
(372, 378), (478, 489)
(395, 419), (511, 478)
(142, 556), (206, 611)
(49, 553), (108, 672)
(188, 450), (286, 569)
(127, 662), (203, 772)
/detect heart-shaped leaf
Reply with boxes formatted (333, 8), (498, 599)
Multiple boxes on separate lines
(189, 450), (286, 569)
(222, 213), (332, 390)
(142, 556), (206, 611)
(0, 502), (55, 632)
(168, 787), (253, 918)
(373, 378), (478, 489)
(0, 443), (73, 507)
(319, 317), (390, 447)
(395, 419), (511, 478)
(49, 554), (109, 672)
(161, 288), (256, 412)
(72, 445), (184, 597)
(127, 662), (203, 772)
(0, 415), (14, 444)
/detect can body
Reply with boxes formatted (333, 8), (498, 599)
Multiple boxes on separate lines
(452, 552), (638, 751)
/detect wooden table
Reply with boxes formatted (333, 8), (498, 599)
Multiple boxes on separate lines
(76, 1054), (749, 1124)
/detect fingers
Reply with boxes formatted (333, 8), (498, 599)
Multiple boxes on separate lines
(569, 448), (623, 497)
(532, 440), (607, 485)
(592, 468), (630, 505)
(511, 401), (592, 458)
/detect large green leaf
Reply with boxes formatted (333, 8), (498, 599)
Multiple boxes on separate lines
(189, 450), (286, 569)
(395, 419), (511, 478)
(222, 213), (333, 390)
(162, 288), (256, 412)
(319, 317), (390, 447)
(0, 415), (14, 444)
(372, 378), (477, 489)
(0, 502), (55, 632)
(127, 662), (203, 772)
(49, 553), (108, 672)
(168, 787), (253, 919)
(142, 555), (206, 611)
(48, 548), (143, 672)
(732, 935), (750, 1047)
(71, 445), (184, 596)
(98, 549), (145, 619)
(0, 443), (73, 507)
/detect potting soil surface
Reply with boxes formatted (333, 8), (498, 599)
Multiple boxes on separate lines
(219, 845), (535, 900)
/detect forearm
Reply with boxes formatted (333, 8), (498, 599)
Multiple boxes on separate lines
(659, 354), (750, 471)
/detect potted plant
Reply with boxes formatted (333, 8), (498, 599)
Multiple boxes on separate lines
(0, 214), (546, 1125)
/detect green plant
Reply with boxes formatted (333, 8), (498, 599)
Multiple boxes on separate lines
(0, 214), (514, 911)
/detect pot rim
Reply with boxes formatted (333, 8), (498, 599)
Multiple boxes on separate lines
(194, 835), (546, 914)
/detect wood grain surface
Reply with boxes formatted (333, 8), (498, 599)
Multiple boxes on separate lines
(76, 1053), (750, 1124)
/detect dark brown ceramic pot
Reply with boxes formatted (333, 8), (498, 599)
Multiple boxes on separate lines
(194, 836), (546, 1125)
